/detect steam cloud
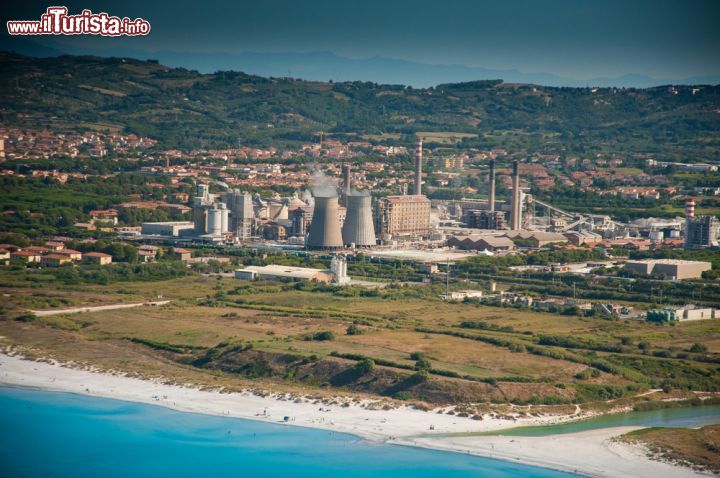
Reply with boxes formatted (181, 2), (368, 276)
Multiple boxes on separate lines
(309, 168), (338, 198)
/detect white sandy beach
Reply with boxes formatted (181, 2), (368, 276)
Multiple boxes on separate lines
(0, 353), (705, 478)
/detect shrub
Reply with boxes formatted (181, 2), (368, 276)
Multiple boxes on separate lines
(14, 313), (37, 322)
(346, 324), (362, 335)
(354, 358), (375, 376)
(310, 331), (335, 341)
(414, 357), (432, 371)
(689, 343), (708, 354)
(409, 370), (429, 384)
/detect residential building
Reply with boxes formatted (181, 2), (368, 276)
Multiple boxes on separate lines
(10, 251), (41, 263)
(41, 254), (73, 267)
(82, 252), (113, 265)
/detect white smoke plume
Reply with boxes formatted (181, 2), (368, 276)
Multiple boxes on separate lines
(309, 168), (339, 198)
(348, 187), (370, 197)
(300, 189), (315, 207)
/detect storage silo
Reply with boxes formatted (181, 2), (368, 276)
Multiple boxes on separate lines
(219, 202), (229, 233)
(342, 194), (376, 247)
(207, 206), (222, 236)
(306, 195), (344, 250)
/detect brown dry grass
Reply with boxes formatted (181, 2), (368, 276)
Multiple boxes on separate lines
(620, 425), (720, 474)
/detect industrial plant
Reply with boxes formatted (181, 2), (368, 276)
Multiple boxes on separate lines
(135, 135), (718, 262)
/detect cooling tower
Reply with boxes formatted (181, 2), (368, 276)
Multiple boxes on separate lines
(342, 194), (376, 247)
(306, 195), (344, 250)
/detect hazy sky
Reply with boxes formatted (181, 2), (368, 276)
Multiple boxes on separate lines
(4, 0), (720, 80)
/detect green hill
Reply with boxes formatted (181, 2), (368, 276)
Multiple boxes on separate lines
(1, 52), (719, 158)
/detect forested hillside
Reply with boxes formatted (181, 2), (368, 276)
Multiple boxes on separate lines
(1, 52), (719, 159)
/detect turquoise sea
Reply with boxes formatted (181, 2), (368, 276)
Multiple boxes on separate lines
(0, 387), (574, 478)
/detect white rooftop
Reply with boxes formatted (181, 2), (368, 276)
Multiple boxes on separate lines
(245, 264), (324, 279)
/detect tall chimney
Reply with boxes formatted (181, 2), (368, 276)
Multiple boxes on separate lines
(511, 160), (521, 230)
(685, 198), (695, 220)
(684, 198), (696, 248)
(342, 163), (351, 204)
(488, 159), (496, 212)
(414, 138), (423, 195)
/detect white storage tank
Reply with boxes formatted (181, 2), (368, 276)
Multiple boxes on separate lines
(649, 230), (664, 242)
(207, 207), (222, 236)
(219, 203), (229, 233)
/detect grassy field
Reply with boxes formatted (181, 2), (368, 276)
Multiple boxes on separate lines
(1, 274), (719, 408)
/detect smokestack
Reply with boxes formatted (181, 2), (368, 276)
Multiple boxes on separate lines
(511, 161), (521, 230)
(684, 197), (696, 248)
(306, 195), (344, 250)
(342, 163), (351, 204)
(414, 138), (423, 195)
(686, 198), (696, 220)
(342, 194), (376, 247)
(489, 159), (496, 212)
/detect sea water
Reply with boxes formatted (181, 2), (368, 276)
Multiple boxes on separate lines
(492, 404), (720, 437)
(0, 387), (574, 478)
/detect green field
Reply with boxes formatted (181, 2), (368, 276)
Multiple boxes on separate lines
(2, 273), (719, 410)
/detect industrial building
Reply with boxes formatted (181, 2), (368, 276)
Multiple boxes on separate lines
(235, 256), (349, 284)
(465, 210), (506, 230)
(448, 235), (515, 252)
(504, 231), (568, 247)
(624, 259), (712, 280)
(224, 189), (254, 239)
(647, 305), (717, 322)
(140, 221), (195, 237)
(377, 195), (431, 239)
(686, 216), (719, 248)
(235, 265), (333, 282)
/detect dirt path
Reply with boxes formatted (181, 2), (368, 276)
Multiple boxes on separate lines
(30, 300), (170, 317)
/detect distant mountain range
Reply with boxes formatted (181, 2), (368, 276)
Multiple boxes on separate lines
(1, 35), (718, 88)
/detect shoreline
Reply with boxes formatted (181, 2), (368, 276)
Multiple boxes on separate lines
(0, 353), (705, 478)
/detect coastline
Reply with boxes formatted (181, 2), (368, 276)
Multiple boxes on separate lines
(0, 353), (705, 478)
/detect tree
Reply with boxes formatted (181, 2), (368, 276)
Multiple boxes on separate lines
(353, 358), (375, 376)
(414, 357), (432, 371)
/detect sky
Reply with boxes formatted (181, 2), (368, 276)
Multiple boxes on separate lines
(3, 0), (720, 84)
